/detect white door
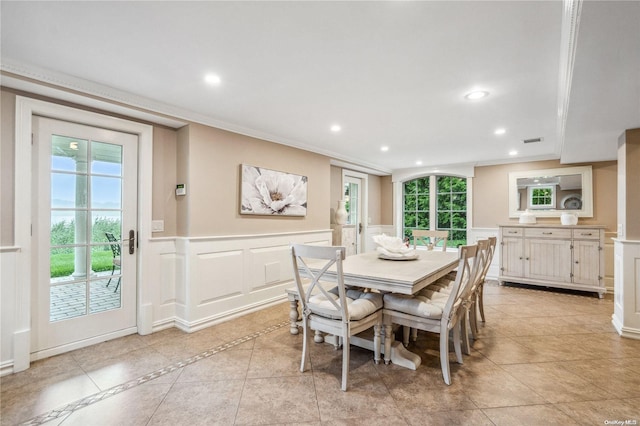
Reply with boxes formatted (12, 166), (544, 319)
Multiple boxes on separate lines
(32, 116), (138, 357)
(344, 176), (363, 254)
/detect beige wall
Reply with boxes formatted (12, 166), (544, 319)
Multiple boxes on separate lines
(181, 123), (330, 236)
(151, 126), (178, 237)
(380, 175), (393, 225)
(473, 159), (618, 232)
(1, 91), (16, 246)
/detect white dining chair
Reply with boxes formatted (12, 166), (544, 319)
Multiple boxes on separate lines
(476, 236), (497, 326)
(382, 244), (480, 385)
(290, 244), (383, 391)
(412, 229), (449, 251)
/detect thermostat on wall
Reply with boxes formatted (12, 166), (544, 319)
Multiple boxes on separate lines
(176, 184), (186, 196)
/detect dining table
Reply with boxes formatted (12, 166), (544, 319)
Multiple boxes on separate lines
(286, 249), (460, 369)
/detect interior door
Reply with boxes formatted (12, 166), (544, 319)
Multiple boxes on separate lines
(344, 176), (363, 254)
(32, 116), (138, 357)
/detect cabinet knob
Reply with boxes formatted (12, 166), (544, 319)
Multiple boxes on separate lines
(575, 260), (579, 264)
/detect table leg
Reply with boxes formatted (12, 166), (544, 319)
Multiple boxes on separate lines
(288, 296), (300, 335)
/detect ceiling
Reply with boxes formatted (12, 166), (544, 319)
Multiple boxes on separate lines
(1, 1), (638, 174)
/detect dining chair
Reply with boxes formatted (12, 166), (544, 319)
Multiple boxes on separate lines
(412, 229), (449, 251)
(105, 232), (121, 292)
(290, 244), (383, 391)
(476, 236), (497, 326)
(416, 240), (489, 350)
(382, 244), (479, 385)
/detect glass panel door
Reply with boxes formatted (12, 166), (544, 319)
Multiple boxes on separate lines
(33, 116), (138, 356)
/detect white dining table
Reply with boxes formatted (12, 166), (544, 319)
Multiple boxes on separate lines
(286, 249), (460, 369)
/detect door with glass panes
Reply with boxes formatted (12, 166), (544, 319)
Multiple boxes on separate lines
(32, 116), (138, 356)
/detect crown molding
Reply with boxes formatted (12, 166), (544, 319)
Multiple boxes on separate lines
(1, 58), (392, 174)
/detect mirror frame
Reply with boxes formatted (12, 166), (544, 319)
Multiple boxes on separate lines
(508, 165), (593, 218)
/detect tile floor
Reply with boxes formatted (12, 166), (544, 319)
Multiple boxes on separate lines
(2, 281), (640, 425)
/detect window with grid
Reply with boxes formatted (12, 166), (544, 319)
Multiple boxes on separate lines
(436, 176), (467, 247)
(402, 177), (429, 242)
(403, 175), (468, 248)
(529, 186), (554, 208)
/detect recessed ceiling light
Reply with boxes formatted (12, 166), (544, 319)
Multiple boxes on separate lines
(494, 128), (506, 135)
(380, 146), (389, 152)
(330, 124), (341, 133)
(464, 90), (489, 100)
(204, 73), (221, 85)
(509, 150), (518, 156)
(416, 160), (423, 166)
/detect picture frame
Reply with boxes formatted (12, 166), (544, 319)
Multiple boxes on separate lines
(240, 164), (307, 216)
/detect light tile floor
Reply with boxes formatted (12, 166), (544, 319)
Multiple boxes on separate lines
(2, 282), (640, 425)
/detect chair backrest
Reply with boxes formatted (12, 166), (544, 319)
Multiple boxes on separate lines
(290, 244), (349, 323)
(479, 237), (498, 283)
(412, 230), (448, 251)
(479, 237), (497, 282)
(105, 232), (121, 257)
(465, 239), (490, 298)
(441, 244), (480, 321)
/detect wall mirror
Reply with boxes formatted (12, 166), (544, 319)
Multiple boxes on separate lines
(508, 165), (593, 218)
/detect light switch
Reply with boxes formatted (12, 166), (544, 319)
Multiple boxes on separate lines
(152, 220), (164, 232)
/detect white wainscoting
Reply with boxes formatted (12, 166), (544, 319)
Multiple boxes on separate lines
(612, 239), (640, 340)
(147, 230), (332, 333)
(0, 247), (19, 376)
(468, 228), (500, 279)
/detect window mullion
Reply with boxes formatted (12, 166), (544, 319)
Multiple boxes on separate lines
(429, 175), (437, 230)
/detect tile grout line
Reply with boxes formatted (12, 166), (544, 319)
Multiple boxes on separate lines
(20, 320), (290, 426)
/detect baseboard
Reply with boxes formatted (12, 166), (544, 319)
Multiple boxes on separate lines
(171, 293), (290, 333)
(0, 360), (14, 377)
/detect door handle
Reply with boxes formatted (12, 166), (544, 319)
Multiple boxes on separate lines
(358, 223), (363, 234)
(129, 229), (135, 254)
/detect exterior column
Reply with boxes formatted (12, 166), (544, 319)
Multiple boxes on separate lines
(72, 144), (92, 278)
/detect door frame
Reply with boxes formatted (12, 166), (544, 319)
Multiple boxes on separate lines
(13, 96), (153, 371)
(341, 169), (368, 253)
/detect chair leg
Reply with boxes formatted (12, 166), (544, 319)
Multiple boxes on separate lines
(440, 329), (452, 385)
(373, 324), (381, 365)
(402, 326), (410, 347)
(411, 327), (418, 342)
(300, 317), (310, 373)
(469, 300), (478, 339)
(454, 321), (466, 361)
(478, 283), (486, 322)
(341, 334), (350, 391)
(460, 313), (470, 356)
(106, 265), (116, 287)
(114, 277), (121, 293)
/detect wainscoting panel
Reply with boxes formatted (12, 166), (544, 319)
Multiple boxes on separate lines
(151, 230), (332, 333)
(1, 248), (18, 375)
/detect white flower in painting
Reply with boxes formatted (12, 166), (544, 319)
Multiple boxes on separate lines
(241, 166), (307, 215)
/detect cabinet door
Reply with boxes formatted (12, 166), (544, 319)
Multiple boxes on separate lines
(501, 237), (524, 278)
(572, 240), (601, 286)
(526, 238), (572, 283)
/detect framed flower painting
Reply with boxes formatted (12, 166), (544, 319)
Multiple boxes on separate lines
(240, 164), (307, 216)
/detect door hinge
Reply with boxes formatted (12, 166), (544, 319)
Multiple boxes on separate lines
(31, 133), (34, 145)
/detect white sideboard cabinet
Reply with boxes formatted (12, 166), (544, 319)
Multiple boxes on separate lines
(498, 225), (605, 297)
